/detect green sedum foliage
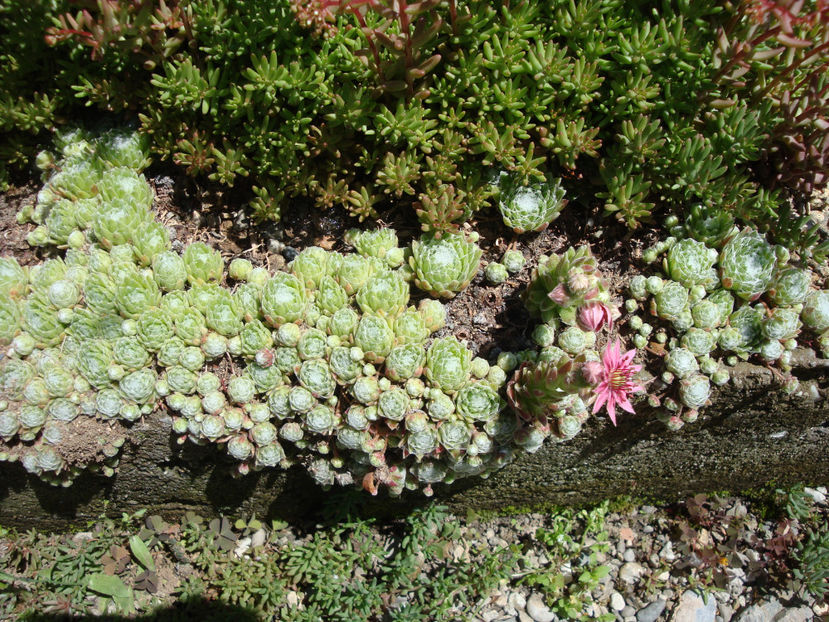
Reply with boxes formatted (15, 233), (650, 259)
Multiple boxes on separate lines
(5, 0), (827, 257)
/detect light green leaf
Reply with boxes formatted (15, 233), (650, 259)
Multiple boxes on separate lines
(88, 573), (131, 598)
(592, 565), (611, 580)
(87, 573), (134, 613)
(129, 535), (156, 571)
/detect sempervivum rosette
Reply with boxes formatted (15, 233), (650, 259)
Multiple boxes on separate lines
(409, 233), (482, 298)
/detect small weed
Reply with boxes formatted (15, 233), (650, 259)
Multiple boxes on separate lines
(793, 525), (829, 601)
(518, 501), (614, 621)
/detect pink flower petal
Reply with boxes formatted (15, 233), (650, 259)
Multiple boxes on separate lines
(618, 396), (636, 414)
(606, 399), (617, 425)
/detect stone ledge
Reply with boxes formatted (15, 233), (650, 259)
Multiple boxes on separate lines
(1, 356), (827, 530)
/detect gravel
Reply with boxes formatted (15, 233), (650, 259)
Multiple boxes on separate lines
(467, 495), (823, 622)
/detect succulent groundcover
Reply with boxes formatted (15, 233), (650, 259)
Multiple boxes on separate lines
(1, 127), (827, 499)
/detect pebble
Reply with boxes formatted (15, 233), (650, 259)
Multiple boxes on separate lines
(509, 592), (527, 612)
(286, 590), (299, 608)
(733, 599), (782, 622)
(619, 562), (646, 583)
(803, 487), (826, 505)
(71, 531), (94, 545)
(775, 606), (814, 622)
(518, 611), (534, 622)
(623, 548), (636, 562)
(622, 606), (636, 617)
(526, 593), (556, 622)
(637, 600), (666, 622)
(233, 536), (251, 557)
(250, 528), (267, 548)
(719, 603), (733, 622)
(611, 592), (626, 611)
(671, 590), (717, 622)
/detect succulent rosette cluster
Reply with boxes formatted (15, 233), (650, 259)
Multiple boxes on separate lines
(4, 130), (589, 496)
(506, 355), (591, 445)
(0, 130), (158, 484)
(629, 225), (825, 429)
(503, 244), (641, 438)
(525, 246), (615, 327)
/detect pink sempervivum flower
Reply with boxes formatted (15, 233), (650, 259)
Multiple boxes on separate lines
(592, 339), (644, 425)
(577, 301), (615, 332)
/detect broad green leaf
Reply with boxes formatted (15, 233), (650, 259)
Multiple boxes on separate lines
(129, 535), (156, 572)
(88, 573), (131, 598)
(88, 573), (135, 615)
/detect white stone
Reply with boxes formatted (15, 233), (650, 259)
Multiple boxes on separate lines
(611, 592), (626, 611)
(804, 487), (826, 504)
(233, 536), (251, 558)
(509, 592), (527, 611)
(671, 590), (717, 622)
(733, 599), (783, 622)
(526, 593), (557, 622)
(250, 528), (267, 548)
(619, 561), (646, 583)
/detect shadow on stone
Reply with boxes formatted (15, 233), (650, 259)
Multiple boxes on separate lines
(18, 597), (259, 622)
